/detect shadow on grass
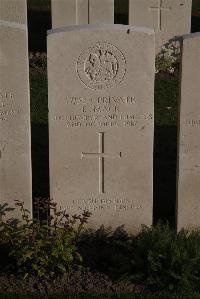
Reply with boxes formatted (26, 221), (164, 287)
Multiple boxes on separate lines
(78, 226), (131, 280)
(154, 125), (177, 227)
(28, 9), (51, 52)
(31, 124), (49, 198)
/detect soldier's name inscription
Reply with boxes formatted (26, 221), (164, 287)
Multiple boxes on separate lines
(53, 95), (152, 128)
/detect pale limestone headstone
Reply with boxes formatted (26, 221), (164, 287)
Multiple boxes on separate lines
(48, 25), (155, 232)
(51, 0), (114, 28)
(0, 0), (32, 218)
(177, 33), (200, 231)
(0, 0), (27, 23)
(129, 0), (192, 52)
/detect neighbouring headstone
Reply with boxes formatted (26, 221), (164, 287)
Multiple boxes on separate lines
(129, 0), (192, 52)
(0, 0), (32, 218)
(177, 33), (200, 231)
(51, 0), (114, 28)
(48, 25), (155, 232)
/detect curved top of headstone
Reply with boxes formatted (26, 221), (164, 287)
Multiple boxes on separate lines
(0, 0), (27, 25)
(48, 24), (155, 36)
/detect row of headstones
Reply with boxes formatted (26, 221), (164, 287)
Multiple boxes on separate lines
(52, 0), (192, 53)
(0, 0), (198, 232)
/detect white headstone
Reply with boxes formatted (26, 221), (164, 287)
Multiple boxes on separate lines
(129, 0), (192, 52)
(177, 33), (200, 230)
(48, 25), (155, 233)
(0, 0), (32, 218)
(51, 0), (114, 28)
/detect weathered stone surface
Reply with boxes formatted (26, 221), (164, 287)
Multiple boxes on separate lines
(129, 0), (192, 52)
(177, 33), (200, 231)
(48, 25), (155, 232)
(88, 0), (114, 24)
(0, 0), (26, 24)
(0, 0), (32, 218)
(51, 0), (114, 28)
(51, 0), (76, 28)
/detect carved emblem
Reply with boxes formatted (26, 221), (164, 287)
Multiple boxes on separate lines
(77, 42), (126, 90)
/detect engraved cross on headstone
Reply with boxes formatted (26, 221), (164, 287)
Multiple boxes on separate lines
(149, 0), (171, 31)
(0, 140), (8, 159)
(81, 132), (122, 194)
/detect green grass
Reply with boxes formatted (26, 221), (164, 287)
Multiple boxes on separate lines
(30, 73), (48, 124)
(155, 78), (179, 127)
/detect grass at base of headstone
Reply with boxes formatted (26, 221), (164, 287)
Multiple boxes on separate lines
(154, 126), (177, 225)
(155, 77), (179, 127)
(30, 72), (48, 125)
(154, 77), (178, 223)
(31, 123), (49, 197)
(1, 293), (200, 299)
(30, 72), (49, 197)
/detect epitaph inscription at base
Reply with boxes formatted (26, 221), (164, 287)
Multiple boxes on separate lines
(48, 25), (155, 232)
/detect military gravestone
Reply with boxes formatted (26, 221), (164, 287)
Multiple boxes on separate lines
(129, 0), (192, 52)
(177, 33), (200, 231)
(51, 0), (114, 28)
(0, 0), (32, 217)
(48, 25), (155, 232)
